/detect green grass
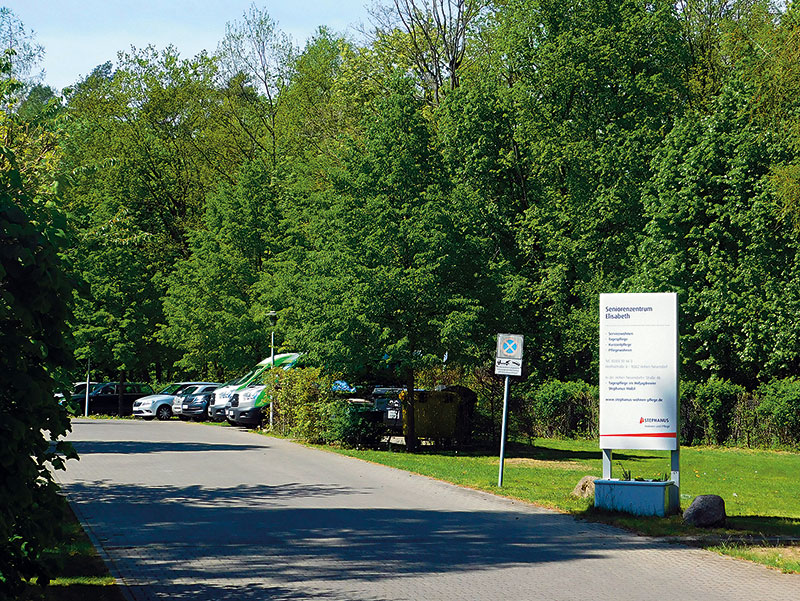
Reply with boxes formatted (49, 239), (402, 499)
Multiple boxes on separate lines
(22, 504), (126, 601)
(326, 437), (800, 570)
(708, 543), (800, 573)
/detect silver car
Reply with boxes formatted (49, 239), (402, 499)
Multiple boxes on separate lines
(133, 382), (219, 421)
(173, 383), (220, 419)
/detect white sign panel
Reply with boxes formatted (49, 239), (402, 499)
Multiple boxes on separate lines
(495, 334), (523, 376)
(599, 293), (678, 450)
(495, 357), (522, 376)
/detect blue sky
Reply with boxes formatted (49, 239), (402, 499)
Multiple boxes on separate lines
(4, 0), (373, 91)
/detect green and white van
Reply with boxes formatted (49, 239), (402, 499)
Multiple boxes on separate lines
(208, 353), (301, 422)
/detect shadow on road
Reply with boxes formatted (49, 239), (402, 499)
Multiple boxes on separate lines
(70, 440), (267, 454)
(64, 477), (664, 599)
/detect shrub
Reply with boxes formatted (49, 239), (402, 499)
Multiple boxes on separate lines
(526, 380), (598, 438)
(265, 367), (336, 443)
(756, 378), (800, 447)
(263, 368), (386, 447)
(679, 380), (704, 446)
(327, 401), (387, 448)
(694, 378), (745, 445)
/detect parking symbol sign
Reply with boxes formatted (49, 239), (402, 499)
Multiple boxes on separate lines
(497, 334), (523, 360)
(495, 334), (523, 377)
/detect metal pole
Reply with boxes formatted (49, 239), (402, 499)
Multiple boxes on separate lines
(602, 448), (613, 479)
(269, 330), (275, 428)
(84, 358), (90, 417)
(498, 375), (511, 487)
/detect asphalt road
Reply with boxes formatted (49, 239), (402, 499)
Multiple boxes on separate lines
(56, 419), (800, 601)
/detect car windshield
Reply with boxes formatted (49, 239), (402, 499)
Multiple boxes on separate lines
(158, 384), (185, 395)
(179, 385), (200, 396)
(225, 369), (258, 387)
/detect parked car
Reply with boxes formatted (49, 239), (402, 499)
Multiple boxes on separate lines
(174, 384), (220, 421)
(78, 382), (154, 416)
(372, 386), (405, 430)
(133, 382), (219, 421)
(55, 381), (99, 401)
(225, 353), (303, 427)
(209, 353), (301, 422)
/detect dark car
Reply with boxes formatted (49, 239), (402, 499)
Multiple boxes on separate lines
(178, 386), (220, 421)
(76, 382), (155, 416)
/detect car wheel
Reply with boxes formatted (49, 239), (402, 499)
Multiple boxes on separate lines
(155, 404), (173, 421)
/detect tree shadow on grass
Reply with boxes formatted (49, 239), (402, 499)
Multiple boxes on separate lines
(402, 439), (662, 465)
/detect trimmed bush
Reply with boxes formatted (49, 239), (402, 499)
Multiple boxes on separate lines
(265, 367), (336, 443)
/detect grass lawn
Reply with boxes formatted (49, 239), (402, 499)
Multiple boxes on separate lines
(328, 437), (800, 572)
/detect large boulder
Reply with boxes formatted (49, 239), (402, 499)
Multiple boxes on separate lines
(683, 495), (726, 527)
(571, 475), (599, 498)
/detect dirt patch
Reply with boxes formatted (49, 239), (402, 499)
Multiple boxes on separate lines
(494, 457), (593, 471)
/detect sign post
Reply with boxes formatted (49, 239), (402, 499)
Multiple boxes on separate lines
(496, 334), (523, 487)
(596, 292), (680, 515)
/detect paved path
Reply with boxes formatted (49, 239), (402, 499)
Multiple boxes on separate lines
(57, 420), (799, 601)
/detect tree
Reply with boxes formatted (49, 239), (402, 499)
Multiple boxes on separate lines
(161, 159), (285, 378)
(282, 77), (490, 447)
(489, 0), (689, 381)
(61, 47), (235, 379)
(369, 0), (487, 103)
(630, 82), (800, 387)
(0, 7), (44, 89)
(0, 54), (76, 597)
(217, 4), (296, 165)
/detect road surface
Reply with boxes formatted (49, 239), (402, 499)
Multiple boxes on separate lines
(56, 419), (800, 600)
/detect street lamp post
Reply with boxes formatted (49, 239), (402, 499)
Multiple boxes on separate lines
(267, 311), (277, 428)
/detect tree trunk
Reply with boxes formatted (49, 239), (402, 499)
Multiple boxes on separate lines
(404, 368), (418, 451)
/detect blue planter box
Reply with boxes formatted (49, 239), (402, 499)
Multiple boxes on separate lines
(594, 479), (679, 517)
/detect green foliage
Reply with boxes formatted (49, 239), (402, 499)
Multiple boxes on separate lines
(61, 46), (241, 380)
(264, 367), (337, 443)
(260, 367), (387, 447)
(14, 0), (800, 451)
(756, 378), (800, 446)
(491, 0), (689, 381)
(694, 377), (746, 445)
(632, 81), (800, 387)
(327, 402), (387, 449)
(0, 56), (76, 596)
(524, 379), (599, 438)
(680, 378), (746, 446)
(160, 160), (286, 378)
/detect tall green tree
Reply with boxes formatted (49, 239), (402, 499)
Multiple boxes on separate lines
(631, 83), (800, 386)
(61, 47), (236, 379)
(161, 159), (286, 378)
(0, 55), (76, 597)
(282, 77), (490, 447)
(492, 0), (689, 381)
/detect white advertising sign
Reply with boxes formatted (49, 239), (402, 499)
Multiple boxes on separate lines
(599, 293), (678, 450)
